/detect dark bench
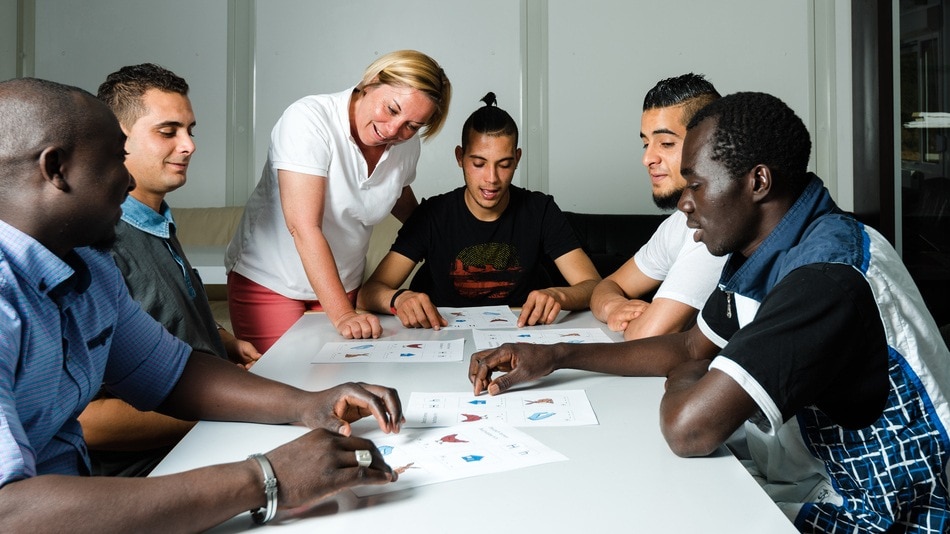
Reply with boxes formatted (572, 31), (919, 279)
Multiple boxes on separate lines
(563, 212), (667, 277)
(539, 211), (668, 287)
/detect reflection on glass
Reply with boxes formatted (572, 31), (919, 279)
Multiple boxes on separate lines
(899, 1), (949, 326)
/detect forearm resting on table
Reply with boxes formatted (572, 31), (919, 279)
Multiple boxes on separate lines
(622, 298), (699, 341)
(554, 331), (697, 377)
(0, 460), (262, 533)
(590, 279), (630, 321)
(555, 278), (599, 310)
(157, 351), (308, 425)
(78, 398), (195, 451)
(660, 365), (756, 457)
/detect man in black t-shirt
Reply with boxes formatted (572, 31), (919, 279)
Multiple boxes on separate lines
(358, 94), (600, 329)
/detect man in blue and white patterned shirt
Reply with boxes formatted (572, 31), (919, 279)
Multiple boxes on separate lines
(470, 92), (950, 533)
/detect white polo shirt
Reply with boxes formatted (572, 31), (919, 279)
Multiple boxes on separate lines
(226, 88), (419, 300)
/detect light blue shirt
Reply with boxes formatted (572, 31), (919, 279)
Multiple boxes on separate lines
(0, 220), (191, 484)
(120, 196), (196, 298)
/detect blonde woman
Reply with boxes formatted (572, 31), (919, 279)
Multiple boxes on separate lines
(226, 50), (451, 350)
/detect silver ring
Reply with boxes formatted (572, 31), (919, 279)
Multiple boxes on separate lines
(355, 449), (372, 468)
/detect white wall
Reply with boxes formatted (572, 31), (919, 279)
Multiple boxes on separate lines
(11, 0), (844, 213)
(253, 0), (522, 202)
(547, 0), (813, 214)
(0, 0), (17, 81)
(31, 0), (229, 207)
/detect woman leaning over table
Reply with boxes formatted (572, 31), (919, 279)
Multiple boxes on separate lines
(225, 50), (451, 351)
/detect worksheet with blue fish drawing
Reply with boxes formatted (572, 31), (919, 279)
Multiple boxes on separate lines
(438, 305), (520, 329)
(403, 389), (598, 427)
(311, 338), (464, 363)
(472, 327), (614, 350)
(351, 420), (567, 497)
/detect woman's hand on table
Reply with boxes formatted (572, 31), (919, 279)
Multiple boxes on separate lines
(302, 382), (404, 435)
(469, 343), (559, 396)
(334, 311), (382, 339)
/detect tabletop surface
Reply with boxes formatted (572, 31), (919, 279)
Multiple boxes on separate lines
(151, 311), (797, 533)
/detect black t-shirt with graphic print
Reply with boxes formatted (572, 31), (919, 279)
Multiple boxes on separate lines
(391, 185), (580, 308)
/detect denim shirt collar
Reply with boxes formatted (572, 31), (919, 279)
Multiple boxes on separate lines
(718, 173), (843, 301)
(120, 196), (175, 239)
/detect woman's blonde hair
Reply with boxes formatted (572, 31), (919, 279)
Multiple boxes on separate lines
(358, 50), (451, 140)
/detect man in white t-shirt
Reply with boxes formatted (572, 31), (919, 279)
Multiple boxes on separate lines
(591, 74), (726, 340)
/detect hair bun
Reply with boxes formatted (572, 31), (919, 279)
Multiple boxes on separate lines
(480, 92), (497, 107)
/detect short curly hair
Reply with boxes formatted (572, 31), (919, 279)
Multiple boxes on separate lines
(97, 63), (188, 129)
(687, 92), (811, 192)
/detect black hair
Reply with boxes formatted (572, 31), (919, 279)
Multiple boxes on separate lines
(643, 73), (720, 124)
(460, 92), (519, 151)
(97, 63), (188, 128)
(0, 78), (96, 159)
(687, 91), (811, 192)
(0, 78), (106, 197)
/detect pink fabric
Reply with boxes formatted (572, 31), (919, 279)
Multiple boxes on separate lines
(227, 272), (356, 353)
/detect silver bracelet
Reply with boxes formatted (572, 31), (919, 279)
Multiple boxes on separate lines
(247, 453), (278, 524)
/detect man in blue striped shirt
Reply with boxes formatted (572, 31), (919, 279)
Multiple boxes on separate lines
(0, 77), (403, 531)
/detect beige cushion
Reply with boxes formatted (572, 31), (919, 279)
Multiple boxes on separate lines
(171, 206), (245, 247)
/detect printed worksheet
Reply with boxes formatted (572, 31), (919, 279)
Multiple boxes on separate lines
(352, 420), (567, 496)
(472, 327), (613, 350)
(311, 338), (464, 363)
(404, 389), (599, 427)
(439, 305), (520, 329)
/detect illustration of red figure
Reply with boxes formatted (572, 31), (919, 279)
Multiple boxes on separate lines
(438, 434), (469, 444)
(394, 462), (417, 474)
(460, 413), (486, 422)
(404, 343), (423, 349)
(344, 353), (369, 358)
(525, 398), (554, 405)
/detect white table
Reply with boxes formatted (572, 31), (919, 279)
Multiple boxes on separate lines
(151, 312), (797, 533)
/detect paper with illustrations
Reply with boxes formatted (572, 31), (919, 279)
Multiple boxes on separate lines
(352, 420), (567, 496)
(312, 338), (464, 363)
(438, 305), (520, 329)
(472, 327), (613, 350)
(404, 389), (599, 427)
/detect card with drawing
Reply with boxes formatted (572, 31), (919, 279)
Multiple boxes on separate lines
(404, 390), (598, 427)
